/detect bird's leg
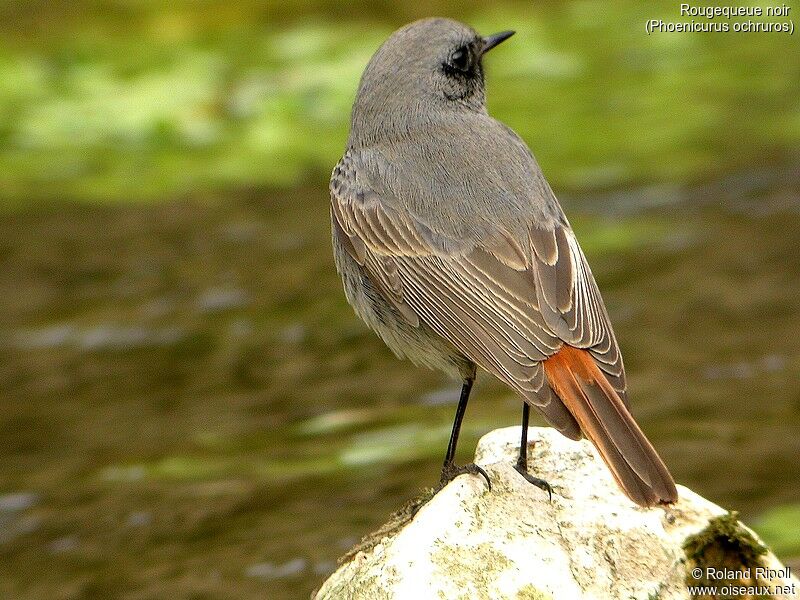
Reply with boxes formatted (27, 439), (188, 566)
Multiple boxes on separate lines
(514, 402), (552, 499)
(438, 375), (491, 491)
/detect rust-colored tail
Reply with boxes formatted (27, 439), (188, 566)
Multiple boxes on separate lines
(543, 345), (678, 507)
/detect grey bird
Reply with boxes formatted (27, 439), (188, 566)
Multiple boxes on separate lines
(330, 17), (678, 507)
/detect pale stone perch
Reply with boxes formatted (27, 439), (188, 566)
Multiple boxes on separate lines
(315, 427), (799, 600)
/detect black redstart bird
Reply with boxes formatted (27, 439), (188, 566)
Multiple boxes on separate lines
(330, 18), (677, 507)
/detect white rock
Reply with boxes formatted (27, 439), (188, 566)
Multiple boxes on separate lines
(315, 426), (799, 600)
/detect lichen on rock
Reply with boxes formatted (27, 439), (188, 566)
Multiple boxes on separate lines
(314, 427), (798, 600)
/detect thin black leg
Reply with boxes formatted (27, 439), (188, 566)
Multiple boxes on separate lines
(438, 376), (491, 491)
(443, 376), (473, 466)
(516, 402), (531, 471)
(514, 402), (552, 499)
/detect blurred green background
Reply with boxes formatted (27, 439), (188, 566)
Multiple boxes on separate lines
(1, 1), (799, 598)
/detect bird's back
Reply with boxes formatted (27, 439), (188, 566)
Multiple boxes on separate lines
(352, 113), (566, 245)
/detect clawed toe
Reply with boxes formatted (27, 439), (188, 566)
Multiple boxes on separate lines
(514, 462), (553, 500)
(439, 462), (492, 491)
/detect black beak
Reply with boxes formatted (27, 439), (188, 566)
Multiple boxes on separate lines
(481, 30), (515, 55)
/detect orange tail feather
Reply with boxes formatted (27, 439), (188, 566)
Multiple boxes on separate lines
(543, 345), (678, 507)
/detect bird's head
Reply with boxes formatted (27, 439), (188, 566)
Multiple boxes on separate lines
(349, 18), (514, 144)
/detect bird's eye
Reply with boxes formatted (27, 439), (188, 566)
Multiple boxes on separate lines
(448, 46), (472, 73)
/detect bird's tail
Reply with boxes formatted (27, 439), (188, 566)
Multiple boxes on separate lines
(543, 345), (678, 507)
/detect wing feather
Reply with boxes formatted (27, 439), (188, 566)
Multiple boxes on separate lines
(330, 150), (628, 412)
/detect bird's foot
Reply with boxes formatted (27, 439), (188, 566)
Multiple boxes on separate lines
(514, 460), (552, 500)
(439, 461), (491, 492)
